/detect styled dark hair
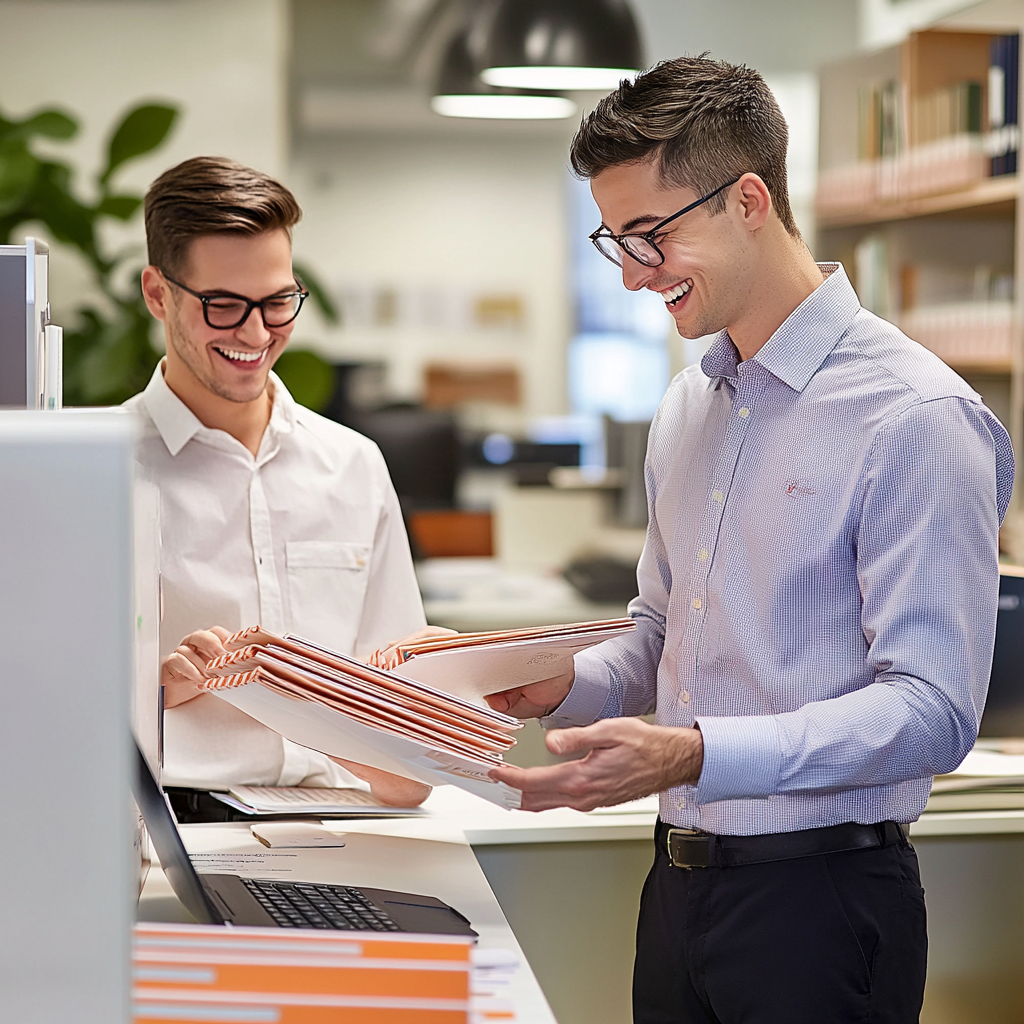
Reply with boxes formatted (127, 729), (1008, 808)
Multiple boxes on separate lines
(144, 156), (302, 275)
(570, 56), (798, 236)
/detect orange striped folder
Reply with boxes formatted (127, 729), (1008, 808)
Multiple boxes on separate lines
(133, 922), (472, 1023)
(199, 628), (524, 808)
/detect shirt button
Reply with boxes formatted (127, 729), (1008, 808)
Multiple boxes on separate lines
(712, 490), (724, 503)
(691, 597), (702, 609)
(738, 407), (750, 418)
(698, 548), (709, 561)
(676, 795), (686, 810)
(680, 689), (691, 704)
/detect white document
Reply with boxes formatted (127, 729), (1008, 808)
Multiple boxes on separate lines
(389, 620), (636, 701)
(251, 823), (347, 848)
(216, 682), (523, 809)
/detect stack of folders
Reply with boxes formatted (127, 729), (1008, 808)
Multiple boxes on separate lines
(133, 922), (473, 1023)
(200, 628), (526, 808)
(378, 618), (637, 701)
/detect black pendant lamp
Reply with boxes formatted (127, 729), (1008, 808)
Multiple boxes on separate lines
(431, 23), (576, 120)
(480, 0), (643, 92)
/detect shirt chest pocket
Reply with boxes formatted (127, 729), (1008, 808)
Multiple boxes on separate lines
(285, 541), (372, 655)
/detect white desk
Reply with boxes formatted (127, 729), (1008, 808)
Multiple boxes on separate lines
(137, 819), (556, 1024)
(138, 790), (1024, 1024)
(337, 788), (1024, 1024)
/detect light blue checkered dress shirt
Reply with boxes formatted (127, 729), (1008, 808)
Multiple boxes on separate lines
(547, 263), (1014, 835)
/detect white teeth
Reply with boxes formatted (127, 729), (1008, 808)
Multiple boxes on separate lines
(658, 281), (692, 304)
(216, 347), (266, 363)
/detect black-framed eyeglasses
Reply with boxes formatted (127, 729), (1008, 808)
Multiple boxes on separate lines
(589, 177), (741, 268)
(162, 273), (310, 330)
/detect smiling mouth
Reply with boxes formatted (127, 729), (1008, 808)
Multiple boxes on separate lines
(213, 345), (270, 367)
(658, 280), (692, 309)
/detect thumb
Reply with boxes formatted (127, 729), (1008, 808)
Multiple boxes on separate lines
(545, 726), (595, 757)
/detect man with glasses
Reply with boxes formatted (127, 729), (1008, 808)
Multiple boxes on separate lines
(126, 156), (430, 807)
(486, 58), (1014, 1021)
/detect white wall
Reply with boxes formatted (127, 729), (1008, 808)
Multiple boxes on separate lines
(0, 0), (288, 323)
(289, 134), (573, 417)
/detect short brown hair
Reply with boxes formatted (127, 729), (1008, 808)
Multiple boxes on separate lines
(144, 156), (302, 275)
(570, 57), (798, 236)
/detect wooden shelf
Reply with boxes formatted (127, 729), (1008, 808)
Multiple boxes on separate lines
(818, 175), (1019, 229)
(943, 357), (1013, 375)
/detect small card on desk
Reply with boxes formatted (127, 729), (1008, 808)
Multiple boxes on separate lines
(250, 823), (347, 848)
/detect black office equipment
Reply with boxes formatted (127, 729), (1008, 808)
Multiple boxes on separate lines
(979, 570), (1024, 737)
(131, 741), (476, 935)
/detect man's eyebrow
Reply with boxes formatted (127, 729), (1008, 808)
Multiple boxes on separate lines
(620, 213), (667, 232)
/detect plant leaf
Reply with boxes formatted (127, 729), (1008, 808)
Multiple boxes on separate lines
(293, 260), (341, 324)
(0, 139), (39, 216)
(97, 194), (143, 220)
(100, 103), (177, 186)
(18, 109), (78, 140)
(273, 349), (336, 412)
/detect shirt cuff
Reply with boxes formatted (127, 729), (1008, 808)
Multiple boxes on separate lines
(694, 714), (784, 803)
(539, 648), (612, 729)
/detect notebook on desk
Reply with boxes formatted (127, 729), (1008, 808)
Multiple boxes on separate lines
(132, 740), (477, 937)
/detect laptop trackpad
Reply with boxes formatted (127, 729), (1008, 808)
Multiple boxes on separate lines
(382, 900), (475, 935)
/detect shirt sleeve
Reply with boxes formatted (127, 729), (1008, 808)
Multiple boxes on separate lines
(352, 455), (427, 659)
(541, 460), (668, 729)
(695, 396), (1013, 804)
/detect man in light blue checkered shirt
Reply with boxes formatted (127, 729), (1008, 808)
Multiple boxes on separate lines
(490, 57), (1014, 1023)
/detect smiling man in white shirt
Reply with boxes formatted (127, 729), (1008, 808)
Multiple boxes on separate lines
(125, 156), (429, 806)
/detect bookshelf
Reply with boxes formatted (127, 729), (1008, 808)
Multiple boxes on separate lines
(815, 11), (1024, 546)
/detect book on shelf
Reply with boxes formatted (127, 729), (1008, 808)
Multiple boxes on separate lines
(988, 33), (1020, 176)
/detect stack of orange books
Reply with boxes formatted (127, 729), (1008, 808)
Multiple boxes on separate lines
(133, 922), (473, 1023)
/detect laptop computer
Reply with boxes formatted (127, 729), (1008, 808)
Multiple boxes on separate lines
(979, 569), (1024, 738)
(132, 740), (476, 936)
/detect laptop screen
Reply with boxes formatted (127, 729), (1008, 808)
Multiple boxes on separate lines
(979, 570), (1024, 738)
(131, 740), (223, 925)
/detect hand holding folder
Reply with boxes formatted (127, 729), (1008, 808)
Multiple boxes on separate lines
(196, 619), (634, 809)
(201, 627), (525, 807)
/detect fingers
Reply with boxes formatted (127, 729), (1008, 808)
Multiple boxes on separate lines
(545, 720), (619, 757)
(181, 628), (230, 663)
(369, 627), (459, 670)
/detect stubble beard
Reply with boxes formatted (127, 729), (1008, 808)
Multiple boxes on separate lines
(165, 312), (268, 405)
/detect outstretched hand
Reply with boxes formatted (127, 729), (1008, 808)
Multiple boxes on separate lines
(489, 718), (704, 811)
(161, 626), (232, 709)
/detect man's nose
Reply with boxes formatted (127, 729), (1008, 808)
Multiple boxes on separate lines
(235, 305), (273, 344)
(621, 256), (654, 292)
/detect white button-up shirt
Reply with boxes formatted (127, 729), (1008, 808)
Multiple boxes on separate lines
(125, 363), (426, 789)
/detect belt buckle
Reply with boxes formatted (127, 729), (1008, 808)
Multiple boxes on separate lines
(666, 827), (711, 869)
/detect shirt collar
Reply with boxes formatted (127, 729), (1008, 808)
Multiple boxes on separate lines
(141, 359), (297, 457)
(701, 263), (860, 392)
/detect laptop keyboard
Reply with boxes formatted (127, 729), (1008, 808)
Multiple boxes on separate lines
(241, 878), (403, 931)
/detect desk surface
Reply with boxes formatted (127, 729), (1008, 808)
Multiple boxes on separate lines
(138, 820), (557, 1024)
(330, 786), (1024, 845)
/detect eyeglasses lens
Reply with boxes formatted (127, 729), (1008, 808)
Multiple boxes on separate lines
(205, 294), (302, 329)
(593, 235), (626, 267)
(621, 237), (662, 266)
(262, 294), (303, 327)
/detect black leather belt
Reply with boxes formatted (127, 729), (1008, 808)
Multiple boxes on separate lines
(657, 818), (910, 869)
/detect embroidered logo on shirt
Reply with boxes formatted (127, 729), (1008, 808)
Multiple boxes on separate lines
(784, 479), (817, 498)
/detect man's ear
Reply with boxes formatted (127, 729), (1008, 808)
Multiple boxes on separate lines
(733, 173), (772, 232)
(141, 265), (171, 322)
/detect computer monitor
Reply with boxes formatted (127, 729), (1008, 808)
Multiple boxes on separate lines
(978, 569), (1024, 737)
